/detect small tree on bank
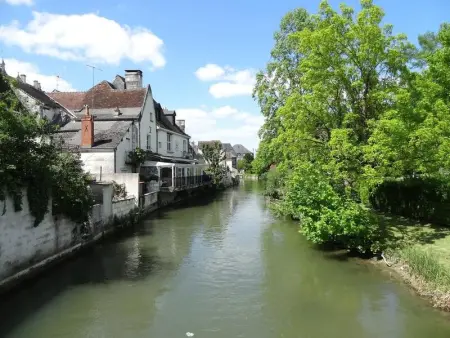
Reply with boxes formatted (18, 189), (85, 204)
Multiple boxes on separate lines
(200, 141), (226, 186)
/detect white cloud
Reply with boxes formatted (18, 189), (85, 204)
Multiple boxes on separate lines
(2, 0), (33, 5)
(176, 106), (264, 151)
(194, 64), (225, 81)
(3, 58), (75, 92)
(0, 12), (165, 68)
(194, 64), (256, 98)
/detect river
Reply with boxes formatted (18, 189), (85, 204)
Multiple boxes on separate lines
(1, 181), (450, 337)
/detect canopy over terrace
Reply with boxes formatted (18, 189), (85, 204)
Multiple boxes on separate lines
(143, 161), (210, 191)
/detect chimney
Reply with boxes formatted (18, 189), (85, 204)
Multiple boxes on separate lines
(19, 74), (26, 83)
(0, 59), (5, 75)
(81, 105), (94, 148)
(33, 80), (41, 90)
(124, 70), (143, 89)
(176, 119), (185, 132)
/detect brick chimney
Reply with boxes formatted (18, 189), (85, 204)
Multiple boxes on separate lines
(81, 105), (94, 148)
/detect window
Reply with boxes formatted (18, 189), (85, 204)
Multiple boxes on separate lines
(158, 142), (162, 148)
(147, 134), (151, 150)
(176, 140), (179, 151)
(183, 140), (187, 152)
(167, 133), (172, 152)
(150, 111), (153, 121)
(131, 125), (138, 149)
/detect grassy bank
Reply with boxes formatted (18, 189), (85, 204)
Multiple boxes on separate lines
(380, 215), (450, 310)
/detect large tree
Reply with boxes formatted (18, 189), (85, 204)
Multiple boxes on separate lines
(256, 0), (418, 251)
(252, 8), (314, 174)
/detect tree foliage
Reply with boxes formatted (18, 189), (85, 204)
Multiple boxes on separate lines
(0, 73), (93, 225)
(255, 0), (450, 252)
(200, 141), (226, 186)
(237, 153), (254, 172)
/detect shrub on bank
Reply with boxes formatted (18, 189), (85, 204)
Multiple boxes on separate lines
(278, 163), (380, 253)
(370, 177), (450, 226)
(263, 168), (284, 200)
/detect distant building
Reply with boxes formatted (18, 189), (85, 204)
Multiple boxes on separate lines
(197, 140), (237, 171)
(232, 144), (252, 160)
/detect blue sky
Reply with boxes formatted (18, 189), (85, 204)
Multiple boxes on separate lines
(1, 0), (449, 150)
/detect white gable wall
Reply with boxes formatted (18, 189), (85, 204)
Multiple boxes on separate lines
(80, 152), (115, 174)
(115, 127), (134, 173)
(157, 128), (189, 158)
(14, 88), (63, 123)
(138, 87), (158, 152)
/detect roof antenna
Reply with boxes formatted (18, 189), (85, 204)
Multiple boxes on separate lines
(86, 64), (103, 108)
(56, 74), (60, 91)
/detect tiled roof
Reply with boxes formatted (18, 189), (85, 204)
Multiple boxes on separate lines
(233, 144), (251, 154)
(47, 83), (147, 112)
(54, 120), (133, 151)
(221, 143), (235, 153)
(73, 107), (141, 120)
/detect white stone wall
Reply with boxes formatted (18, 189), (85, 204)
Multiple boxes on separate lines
(95, 173), (140, 201)
(14, 88), (62, 122)
(112, 197), (137, 218)
(157, 129), (189, 158)
(143, 192), (158, 208)
(0, 191), (77, 280)
(81, 152), (115, 174)
(139, 87), (157, 152)
(115, 127), (134, 173)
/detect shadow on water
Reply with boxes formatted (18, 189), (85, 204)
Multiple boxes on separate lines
(0, 189), (225, 337)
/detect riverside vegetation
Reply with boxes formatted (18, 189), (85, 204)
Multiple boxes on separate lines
(253, 0), (450, 309)
(0, 73), (94, 226)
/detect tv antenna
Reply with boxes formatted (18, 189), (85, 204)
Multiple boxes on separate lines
(55, 75), (60, 91)
(86, 64), (103, 107)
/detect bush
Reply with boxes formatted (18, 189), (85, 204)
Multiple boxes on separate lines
(112, 181), (127, 200)
(370, 176), (450, 225)
(280, 162), (379, 253)
(263, 168), (284, 199)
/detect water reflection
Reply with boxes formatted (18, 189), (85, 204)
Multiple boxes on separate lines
(1, 183), (450, 338)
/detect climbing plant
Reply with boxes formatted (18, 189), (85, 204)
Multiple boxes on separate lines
(0, 73), (93, 226)
(127, 147), (147, 173)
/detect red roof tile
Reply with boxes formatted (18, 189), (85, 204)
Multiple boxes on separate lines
(47, 83), (147, 111)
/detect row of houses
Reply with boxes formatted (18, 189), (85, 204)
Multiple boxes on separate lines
(1, 61), (253, 199)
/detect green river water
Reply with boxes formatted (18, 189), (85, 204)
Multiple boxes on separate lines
(1, 181), (450, 338)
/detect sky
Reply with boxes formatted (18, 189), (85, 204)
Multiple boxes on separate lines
(1, 0), (450, 151)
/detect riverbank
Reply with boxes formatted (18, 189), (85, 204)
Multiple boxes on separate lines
(0, 185), (221, 296)
(3, 182), (450, 337)
(266, 193), (450, 311)
(377, 215), (450, 310)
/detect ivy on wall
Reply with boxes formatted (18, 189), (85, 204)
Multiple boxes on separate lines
(0, 73), (94, 226)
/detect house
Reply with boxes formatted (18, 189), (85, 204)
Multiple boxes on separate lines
(1, 59), (74, 127)
(48, 69), (208, 193)
(221, 143), (237, 171)
(197, 140), (237, 171)
(48, 72), (150, 176)
(233, 144), (252, 160)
